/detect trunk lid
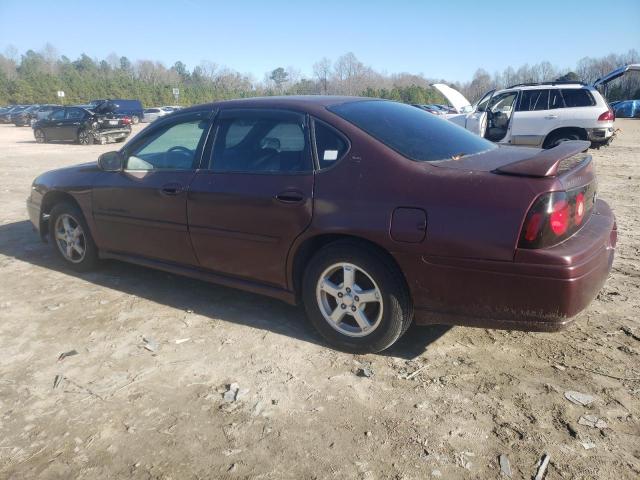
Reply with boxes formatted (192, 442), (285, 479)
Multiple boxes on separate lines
(432, 141), (591, 178)
(431, 83), (472, 113)
(593, 63), (640, 88)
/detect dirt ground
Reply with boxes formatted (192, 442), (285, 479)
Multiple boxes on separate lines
(0, 120), (638, 480)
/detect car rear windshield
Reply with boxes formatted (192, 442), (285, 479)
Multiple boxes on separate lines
(328, 100), (496, 162)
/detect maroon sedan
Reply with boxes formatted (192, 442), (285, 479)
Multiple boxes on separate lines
(27, 96), (616, 352)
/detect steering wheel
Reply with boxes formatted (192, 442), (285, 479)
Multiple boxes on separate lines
(164, 146), (193, 168)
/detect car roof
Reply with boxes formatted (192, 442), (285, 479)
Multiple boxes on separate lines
(177, 95), (374, 114)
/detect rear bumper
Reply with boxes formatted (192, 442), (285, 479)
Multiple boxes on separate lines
(397, 200), (616, 331)
(587, 127), (615, 146)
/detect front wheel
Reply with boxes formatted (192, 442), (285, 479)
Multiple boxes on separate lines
(34, 128), (46, 143)
(49, 203), (98, 272)
(302, 241), (413, 353)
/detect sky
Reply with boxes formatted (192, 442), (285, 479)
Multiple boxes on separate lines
(0, 0), (638, 82)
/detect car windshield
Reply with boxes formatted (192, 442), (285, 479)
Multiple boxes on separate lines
(329, 100), (496, 162)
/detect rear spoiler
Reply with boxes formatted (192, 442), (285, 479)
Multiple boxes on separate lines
(493, 140), (590, 178)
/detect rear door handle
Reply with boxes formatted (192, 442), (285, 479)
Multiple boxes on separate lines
(544, 115), (558, 119)
(160, 183), (183, 196)
(275, 190), (305, 204)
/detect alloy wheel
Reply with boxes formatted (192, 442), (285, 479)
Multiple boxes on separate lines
(34, 129), (45, 143)
(54, 214), (86, 264)
(78, 130), (91, 145)
(315, 262), (384, 337)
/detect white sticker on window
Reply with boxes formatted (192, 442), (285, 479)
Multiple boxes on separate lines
(323, 150), (338, 161)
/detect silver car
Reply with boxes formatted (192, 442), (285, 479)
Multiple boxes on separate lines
(141, 108), (168, 123)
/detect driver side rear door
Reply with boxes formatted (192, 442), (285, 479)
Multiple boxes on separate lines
(92, 110), (212, 265)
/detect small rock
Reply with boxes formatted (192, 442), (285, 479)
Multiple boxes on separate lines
(578, 414), (608, 429)
(223, 383), (240, 402)
(175, 338), (190, 344)
(414, 402), (429, 409)
(552, 364), (566, 371)
(365, 431), (372, 437)
(356, 366), (374, 378)
(499, 454), (512, 477)
(564, 390), (595, 406)
(228, 463), (237, 472)
(431, 469), (442, 477)
(581, 441), (596, 450)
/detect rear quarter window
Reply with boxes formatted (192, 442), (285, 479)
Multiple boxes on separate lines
(560, 89), (595, 108)
(328, 100), (496, 162)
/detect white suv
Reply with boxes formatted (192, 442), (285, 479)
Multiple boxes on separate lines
(433, 64), (639, 149)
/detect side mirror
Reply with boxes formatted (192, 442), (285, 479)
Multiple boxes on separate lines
(98, 151), (124, 171)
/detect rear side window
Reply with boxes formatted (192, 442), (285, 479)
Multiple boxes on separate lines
(517, 90), (549, 111)
(329, 100), (496, 162)
(560, 89), (595, 108)
(211, 110), (311, 173)
(549, 90), (564, 109)
(313, 120), (349, 169)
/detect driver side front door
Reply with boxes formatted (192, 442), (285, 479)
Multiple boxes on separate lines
(92, 110), (212, 265)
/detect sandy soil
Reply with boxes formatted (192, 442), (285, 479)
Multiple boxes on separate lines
(0, 121), (638, 480)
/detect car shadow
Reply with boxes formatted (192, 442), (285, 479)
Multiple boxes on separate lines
(0, 220), (451, 359)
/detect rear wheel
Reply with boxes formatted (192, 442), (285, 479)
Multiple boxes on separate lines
(49, 202), (98, 272)
(34, 128), (46, 143)
(77, 129), (93, 145)
(131, 115), (140, 124)
(543, 131), (583, 149)
(302, 241), (412, 353)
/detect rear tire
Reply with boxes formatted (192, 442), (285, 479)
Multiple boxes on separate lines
(48, 202), (98, 272)
(77, 129), (93, 145)
(543, 131), (583, 149)
(131, 115), (140, 124)
(302, 241), (413, 353)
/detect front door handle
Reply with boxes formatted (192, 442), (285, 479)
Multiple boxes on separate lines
(275, 190), (304, 204)
(544, 115), (558, 119)
(160, 183), (183, 196)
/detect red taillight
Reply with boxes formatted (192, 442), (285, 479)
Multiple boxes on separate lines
(524, 212), (542, 242)
(519, 184), (596, 249)
(122, 116), (132, 125)
(574, 192), (585, 226)
(598, 110), (614, 121)
(550, 200), (569, 235)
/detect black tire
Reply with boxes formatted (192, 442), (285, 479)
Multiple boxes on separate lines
(77, 129), (93, 145)
(131, 115), (139, 124)
(302, 241), (413, 353)
(48, 202), (99, 272)
(34, 128), (46, 143)
(115, 137), (126, 143)
(543, 131), (583, 149)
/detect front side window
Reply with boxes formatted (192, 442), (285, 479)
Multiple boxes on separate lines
(66, 108), (86, 120)
(210, 110), (311, 173)
(329, 100), (496, 162)
(560, 89), (595, 108)
(517, 90), (549, 111)
(314, 120), (349, 169)
(126, 116), (209, 170)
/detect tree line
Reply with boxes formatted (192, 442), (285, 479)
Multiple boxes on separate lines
(0, 44), (638, 108)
